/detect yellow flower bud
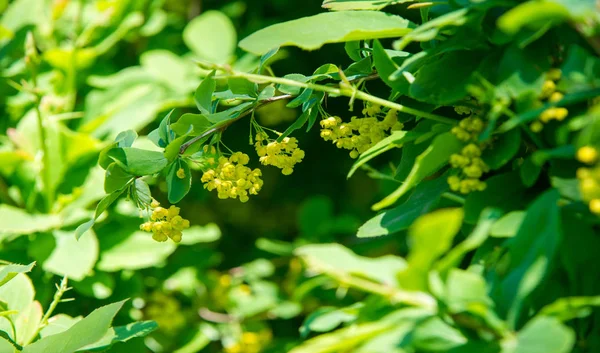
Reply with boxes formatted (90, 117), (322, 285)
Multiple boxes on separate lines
(541, 80), (556, 99)
(590, 199), (600, 215)
(549, 92), (563, 102)
(576, 146), (598, 165)
(176, 168), (186, 179)
(530, 121), (544, 133)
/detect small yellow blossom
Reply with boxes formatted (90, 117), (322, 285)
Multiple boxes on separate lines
(176, 168), (186, 179)
(140, 202), (190, 243)
(576, 146), (598, 165)
(590, 199), (600, 215)
(320, 109), (401, 158)
(255, 132), (305, 175)
(201, 152), (263, 202)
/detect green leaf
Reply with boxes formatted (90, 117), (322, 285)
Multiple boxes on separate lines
(436, 208), (501, 273)
(151, 110), (174, 148)
(257, 87), (275, 102)
(372, 39), (407, 93)
(205, 102), (254, 124)
(97, 231), (177, 271)
(164, 134), (189, 162)
(278, 92), (321, 140)
(0, 205), (61, 239)
(75, 188), (128, 240)
(393, 8), (469, 50)
(22, 301), (127, 353)
(0, 262), (34, 287)
(42, 230), (99, 281)
(349, 130), (423, 178)
(411, 317), (467, 351)
(497, 1), (570, 36)
(107, 147), (168, 176)
(357, 177), (447, 238)
(519, 156), (542, 187)
(344, 41), (362, 61)
(287, 88), (313, 108)
(513, 317), (574, 353)
(258, 47), (279, 73)
(277, 74), (308, 95)
(133, 179), (152, 207)
(445, 269), (494, 313)
(229, 77), (258, 97)
(78, 321), (158, 352)
(239, 11), (414, 55)
(0, 330), (22, 351)
(167, 160), (191, 204)
(104, 163), (133, 194)
(289, 309), (431, 353)
(322, 0), (408, 10)
(295, 243), (406, 287)
(482, 129), (521, 170)
(171, 113), (213, 136)
(410, 50), (484, 105)
(490, 211), (525, 238)
(494, 190), (562, 328)
(539, 296), (600, 322)
(464, 172), (527, 224)
(99, 131), (138, 169)
(373, 132), (463, 211)
(183, 11), (236, 63)
(179, 224), (221, 245)
(0, 273), (34, 314)
(495, 44), (549, 100)
(300, 304), (361, 338)
(194, 71), (216, 115)
(399, 208), (464, 289)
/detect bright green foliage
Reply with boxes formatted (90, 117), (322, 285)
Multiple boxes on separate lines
(1, 0), (600, 352)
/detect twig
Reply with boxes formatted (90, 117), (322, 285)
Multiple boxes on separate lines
(23, 277), (70, 346)
(199, 61), (456, 125)
(179, 94), (292, 154)
(198, 308), (235, 323)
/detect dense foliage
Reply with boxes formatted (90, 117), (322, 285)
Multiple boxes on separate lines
(1, 0), (600, 352)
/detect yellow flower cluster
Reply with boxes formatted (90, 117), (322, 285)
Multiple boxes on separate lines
(448, 116), (490, 194)
(255, 133), (305, 175)
(201, 152), (263, 202)
(140, 201), (190, 243)
(531, 69), (567, 132)
(576, 146), (600, 215)
(320, 108), (403, 158)
(224, 330), (273, 353)
(450, 116), (485, 142)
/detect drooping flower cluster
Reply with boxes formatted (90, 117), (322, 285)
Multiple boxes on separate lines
(140, 201), (190, 243)
(200, 152), (263, 202)
(576, 146), (600, 215)
(531, 69), (568, 132)
(448, 116), (490, 194)
(450, 115), (485, 142)
(254, 132), (305, 175)
(319, 104), (403, 158)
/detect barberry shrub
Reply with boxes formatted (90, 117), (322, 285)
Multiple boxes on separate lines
(91, 0), (600, 351)
(1, 0), (600, 352)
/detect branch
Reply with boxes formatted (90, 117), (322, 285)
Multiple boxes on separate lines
(179, 94), (292, 154)
(196, 61), (457, 125)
